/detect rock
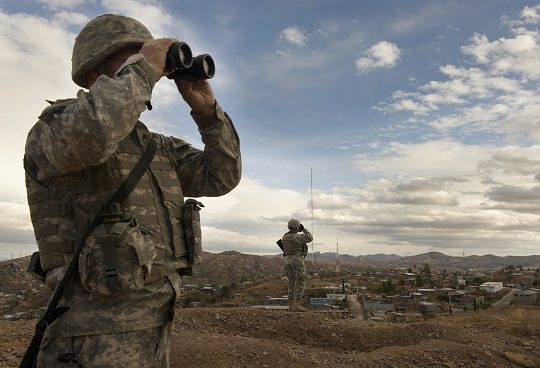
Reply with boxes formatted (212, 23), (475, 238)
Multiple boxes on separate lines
(503, 351), (540, 368)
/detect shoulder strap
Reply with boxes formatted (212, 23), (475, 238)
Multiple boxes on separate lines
(20, 138), (157, 368)
(107, 138), (157, 206)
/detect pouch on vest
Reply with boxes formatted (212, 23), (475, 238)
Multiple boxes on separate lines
(78, 204), (156, 296)
(183, 199), (204, 264)
(27, 251), (47, 284)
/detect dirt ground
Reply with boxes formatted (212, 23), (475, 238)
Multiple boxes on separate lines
(1, 305), (539, 368)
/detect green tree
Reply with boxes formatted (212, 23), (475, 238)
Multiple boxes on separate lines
(421, 264), (432, 287)
(218, 285), (232, 299)
(415, 275), (424, 287)
(472, 276), (485, 285)
(380, 280), (396, 294)
(436, 294), (449, 302)
(421, 264), (432, 277)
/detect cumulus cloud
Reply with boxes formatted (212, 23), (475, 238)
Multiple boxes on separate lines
(520, 5), (540, 24)
(32, 0), (87, 11)
(461, 32), (540, 79)
(280, 26), (308, 47)
(101, 0), (174, 37)
(0, 11), (77, 202)
(52, 11), (88, 27)
(355, 41), (401, 73)
(503, 5), (540, 26)
(383, 13), (540, 146)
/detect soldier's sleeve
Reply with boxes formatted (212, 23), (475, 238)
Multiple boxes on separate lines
(296, 229), (313, 244)
(38, 53), (160, 176)
(165, 102), (242, 197)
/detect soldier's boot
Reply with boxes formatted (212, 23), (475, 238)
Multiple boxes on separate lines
(290, 302), (308, 312)
(288, 300), (294, 311)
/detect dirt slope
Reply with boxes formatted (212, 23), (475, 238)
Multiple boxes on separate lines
(2, 305), (538, 368)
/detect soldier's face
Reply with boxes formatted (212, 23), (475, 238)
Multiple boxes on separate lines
(86, 45), (142, 87)
(102, 45), (142, 77)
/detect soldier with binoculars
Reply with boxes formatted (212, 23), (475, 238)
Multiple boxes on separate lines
(23, 13), (241, 367)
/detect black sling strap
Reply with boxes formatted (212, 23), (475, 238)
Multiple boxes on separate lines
(20, 138), (157, 368)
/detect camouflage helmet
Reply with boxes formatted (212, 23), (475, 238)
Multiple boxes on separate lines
(71, 14), (154, 88)
(288, 218), (300, 229)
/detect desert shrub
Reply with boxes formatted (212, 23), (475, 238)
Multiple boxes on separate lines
(510, 307), (540, 337)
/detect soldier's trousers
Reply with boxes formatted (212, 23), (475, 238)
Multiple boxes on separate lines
(285, 254), (306, 301)
(37, 321), (172, 368)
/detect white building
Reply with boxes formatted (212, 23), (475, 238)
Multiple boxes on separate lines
(480, 282), (503, 293)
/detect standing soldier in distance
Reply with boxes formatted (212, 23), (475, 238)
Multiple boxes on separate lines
(23, 14), (241, 367)
(280, 219), (313, 312)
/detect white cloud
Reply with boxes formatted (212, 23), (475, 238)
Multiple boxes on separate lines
(462, 32), (540, 79)
(0, 201), (37, 259)
(101, 0), (174, 37)
(504, 5), (540, 26)
(32, 0), (87, 11)
(280, 26), (308, 47)
(0, 11), (78, 202)
(53, 11), (88, 27)
(355, 41), (401, 73)
(383, 12), (540, 147)
(520, 5), (540, 24)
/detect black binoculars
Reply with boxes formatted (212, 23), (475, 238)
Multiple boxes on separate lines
(165, 42), (215, 81)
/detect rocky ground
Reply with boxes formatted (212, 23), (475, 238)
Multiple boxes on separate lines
(1, 305), (538, 368)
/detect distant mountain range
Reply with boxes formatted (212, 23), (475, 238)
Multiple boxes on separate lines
(307, 251), (540, 269)
(0, 251), (538, 315)
(183, 250), (540, 286)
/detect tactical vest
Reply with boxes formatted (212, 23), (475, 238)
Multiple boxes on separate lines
(282, 232), (304, 257)
(26, 119), (197, 274)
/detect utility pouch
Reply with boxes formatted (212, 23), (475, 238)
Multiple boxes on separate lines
(302, 244), (308, 257)
(27, 251), (47, 284)
(79, 203), (156, 296)
(183, 199), (204, 264)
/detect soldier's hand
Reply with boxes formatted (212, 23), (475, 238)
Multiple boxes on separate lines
(175, 79), (216, 115)
(140, 38), (178, 77)
(299, 224), (304, 232)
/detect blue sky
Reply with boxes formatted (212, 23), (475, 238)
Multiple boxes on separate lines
(1, 0), (540, 259)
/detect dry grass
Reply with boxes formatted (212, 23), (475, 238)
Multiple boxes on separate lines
(509, 305), (540, 337)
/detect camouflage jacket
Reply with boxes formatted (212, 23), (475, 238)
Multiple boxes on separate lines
(281, 229), (313, 257)
(24, 53), (241, 337)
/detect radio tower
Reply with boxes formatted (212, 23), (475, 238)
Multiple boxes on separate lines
(310, 168), (314, 266)
(335, 238), (340, 274)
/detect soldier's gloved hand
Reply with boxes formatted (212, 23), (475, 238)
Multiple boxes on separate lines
(175, 79), (216, 115)
(298, 224), (304, 232)
(139, 38), (178, 78)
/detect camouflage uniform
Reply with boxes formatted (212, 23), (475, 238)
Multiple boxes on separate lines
(281, 220), (313, 304)
(24, 14), (241, 368)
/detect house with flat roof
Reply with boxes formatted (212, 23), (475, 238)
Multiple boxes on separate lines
(512, 289), (539, 306)
(480, 282), (503, 293)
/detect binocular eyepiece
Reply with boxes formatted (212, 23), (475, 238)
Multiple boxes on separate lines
(165, 42), (215, 81)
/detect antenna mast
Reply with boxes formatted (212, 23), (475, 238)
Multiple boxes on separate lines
(310, 167), (314, 266)
(336, 238), (340, 274)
